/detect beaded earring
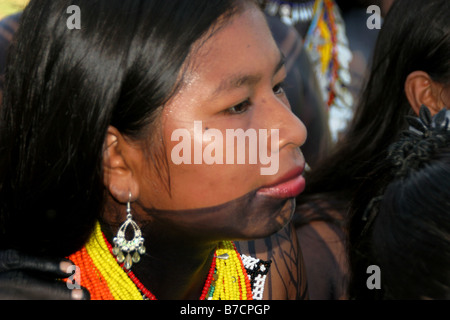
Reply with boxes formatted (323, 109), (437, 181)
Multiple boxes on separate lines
(112, 193), (146, 270)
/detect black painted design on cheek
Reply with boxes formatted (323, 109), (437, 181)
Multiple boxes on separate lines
(137, 189), (295, 243)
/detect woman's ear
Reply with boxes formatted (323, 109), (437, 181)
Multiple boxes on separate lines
(405, 71), (446, 116)
(103, 126), (140, 203)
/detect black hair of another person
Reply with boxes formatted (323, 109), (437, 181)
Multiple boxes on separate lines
(296, 0), (450, 213)
(349, 107), (450, 299)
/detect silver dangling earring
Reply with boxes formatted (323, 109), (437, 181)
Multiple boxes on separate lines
(112, 193), (146, 270)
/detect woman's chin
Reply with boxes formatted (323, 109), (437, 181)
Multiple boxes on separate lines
(234, 197), (295, 241)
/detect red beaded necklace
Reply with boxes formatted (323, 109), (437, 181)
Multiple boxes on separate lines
(103, 232), (219, 300)
(67, 221), (252, 300)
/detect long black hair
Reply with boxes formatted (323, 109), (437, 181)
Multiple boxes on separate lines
(348, 107), (450, 299)
(0, 0), (251, 257)
(296, 0), (450, 211)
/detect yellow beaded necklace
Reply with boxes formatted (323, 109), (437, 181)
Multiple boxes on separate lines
(67, 221), (253, 300)
(212, 241), (252, 300)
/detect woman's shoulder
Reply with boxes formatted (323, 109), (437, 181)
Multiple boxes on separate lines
(294, 198), (349, 299)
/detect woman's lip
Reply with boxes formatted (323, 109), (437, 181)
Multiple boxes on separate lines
(256, 167), (306, 199)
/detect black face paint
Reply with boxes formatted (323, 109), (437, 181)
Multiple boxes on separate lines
(100, 186), (295, 251)
(136, 189), (295, 244)
(99, 187), (295, 299)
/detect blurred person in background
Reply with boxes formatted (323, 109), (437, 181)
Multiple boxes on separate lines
(294, 0), (449, 299)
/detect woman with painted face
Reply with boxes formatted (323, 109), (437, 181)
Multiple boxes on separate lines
(0, 0), (308, 300)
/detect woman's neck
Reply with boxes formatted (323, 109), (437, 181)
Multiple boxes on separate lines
(99, 215), (218, 300)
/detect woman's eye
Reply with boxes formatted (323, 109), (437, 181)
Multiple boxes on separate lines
(225, 99), (251, 114)
(273, 82), (285, 95)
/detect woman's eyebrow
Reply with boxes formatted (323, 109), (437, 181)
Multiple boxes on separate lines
(212, 50), (286, 96)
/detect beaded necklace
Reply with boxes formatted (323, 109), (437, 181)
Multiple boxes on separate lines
(67, 221), (254, 300)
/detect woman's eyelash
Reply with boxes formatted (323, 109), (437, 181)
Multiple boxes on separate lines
(224, 99), (251, 115)
(273, 81), (285, 94)
(223, 81), (285, 115)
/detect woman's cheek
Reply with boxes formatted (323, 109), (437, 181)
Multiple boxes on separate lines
(160, 111), (267, 209)
(166, 156), (262, 209)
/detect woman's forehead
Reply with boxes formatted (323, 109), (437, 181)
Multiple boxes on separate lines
(181, 6), (281, 94)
